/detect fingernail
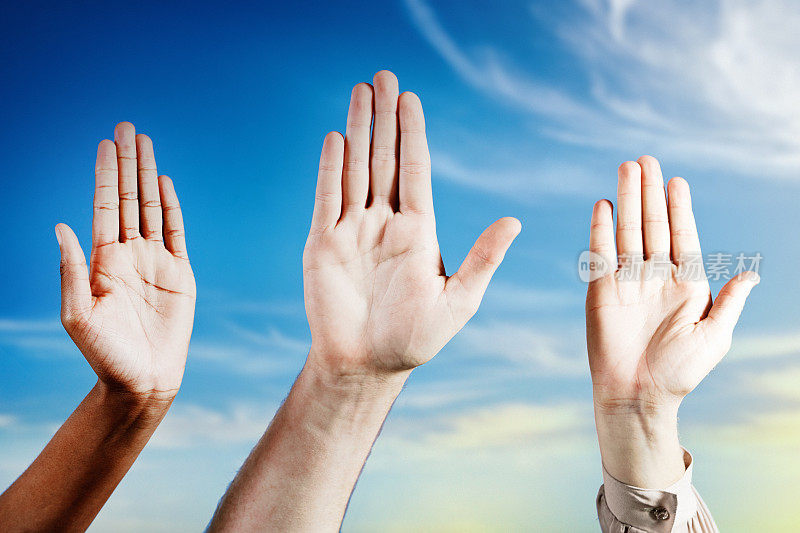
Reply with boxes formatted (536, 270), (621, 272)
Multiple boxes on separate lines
(55, 225), (62, 246)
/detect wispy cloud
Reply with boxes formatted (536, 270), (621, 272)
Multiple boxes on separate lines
(189, 321), (308, 377)
(748, 366), (800, 401)
(0, 318), (60, 332)
(150, 403), (272, 449)
(728, 330), (800, 361)
(433, 149), (601, 201)
(406, 0), (800, 183)
(456, 320), (587, 375)
(200, 290), (304, 317)
(481, 281), (583, 313)
(693, 407), (800, 451)
(404, 0), (595, 120)
(0, 317), (75, 358)
(418, 402), (592, 450)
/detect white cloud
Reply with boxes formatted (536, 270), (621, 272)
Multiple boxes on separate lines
(433, 149), (601, 201)
(481, 281), (583, 312)
(456, 320), (587, 375)
(419, 402), (592, 450)
(0, 318), (60, 332)
(0, 318), (75, 358)
(747, 366), (800, 401)
(728, 330), (800, 361)
(395, 380), (489, 409)
(190, 323), (308, 376)
(406, 0), (800, 184)
(0, 414), (16, 428)
(150, 403), (272, 449)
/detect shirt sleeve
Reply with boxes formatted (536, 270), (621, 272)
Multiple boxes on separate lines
(596, 449), (719, 532)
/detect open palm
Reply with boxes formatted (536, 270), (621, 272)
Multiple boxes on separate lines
(57, 123), (195, 397)
(303, 71), (520, 374)
(586, 156), (758, 410)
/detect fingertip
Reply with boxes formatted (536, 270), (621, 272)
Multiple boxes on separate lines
(668, 176), (688, 188)
(617, 163), (642, 189)
(56, 222), (75, 236)
(618, 160), (639, 175)
(55, 223), (79, 249)
(324, 130), (344, 146)
(399, 91), (421, 107)
(744, 270), (761, 285)
(114, 121), (135, 136)
(135, 133), (152, 145)
(374, 70), (399, 88)
(493, 217), (522, 240)
(668, 176), (691, 199)
(97, 140), (117, 161)
(158, 175), (175, 196)
(398, 92), (424, 124)
(351, 82), (374, 98)
(594, 198), (613, 213)
(505, 216), (522, 236)
(637, 155), (660, 168)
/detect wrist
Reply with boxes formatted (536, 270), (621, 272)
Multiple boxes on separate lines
(93, 380), (176, 429)
(294, 355), (409, 433)
(593, 398), (686, 488)
(301, 354), (410, 404)
(307, 344), (414, 383)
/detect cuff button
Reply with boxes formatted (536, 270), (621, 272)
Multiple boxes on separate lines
(651, 506), (670, 521)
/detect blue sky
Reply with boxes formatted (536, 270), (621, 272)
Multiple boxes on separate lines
(2, 1), (800, 531)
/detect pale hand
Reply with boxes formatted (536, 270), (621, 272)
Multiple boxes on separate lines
(57, 122), (195, 399)
(303, 71), (520, 375)
(586, 156), (758, 413)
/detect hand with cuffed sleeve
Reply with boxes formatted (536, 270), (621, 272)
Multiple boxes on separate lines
(586, 156), (756, 532)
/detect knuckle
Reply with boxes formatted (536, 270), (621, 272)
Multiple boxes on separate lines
(343, 159), (367, 171)
(400, 162), (429, 176)
(94, 201), (119, 210)
(616, 223), (641, 231)
(318, 163), (341, 173)
(60, 310), (79, 330)
(371, 145), (396, 161)
(315, 191), (340, 204)
(472, 245), (497, 267)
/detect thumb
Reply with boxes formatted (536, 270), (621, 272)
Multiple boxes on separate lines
(701, 271), (760, 354)
(56, 224), (91, 327)
(445, 217), (521, 318)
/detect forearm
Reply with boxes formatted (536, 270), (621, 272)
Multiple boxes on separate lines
(594, 400), (686, 488)
(0, 381), (173, 532)
(209, 356), (409, 532)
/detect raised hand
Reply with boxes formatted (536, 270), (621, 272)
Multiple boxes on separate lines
(304, 70), (521, 376)
(208, 71), (520, 532)
(56, 122), (195, 399)
(587, 156), (757, 410)
(586, 155), (758, 486)
(0, 123), (196, 532)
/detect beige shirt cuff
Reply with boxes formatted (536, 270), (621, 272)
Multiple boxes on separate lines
(596, 449), (718, 532)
